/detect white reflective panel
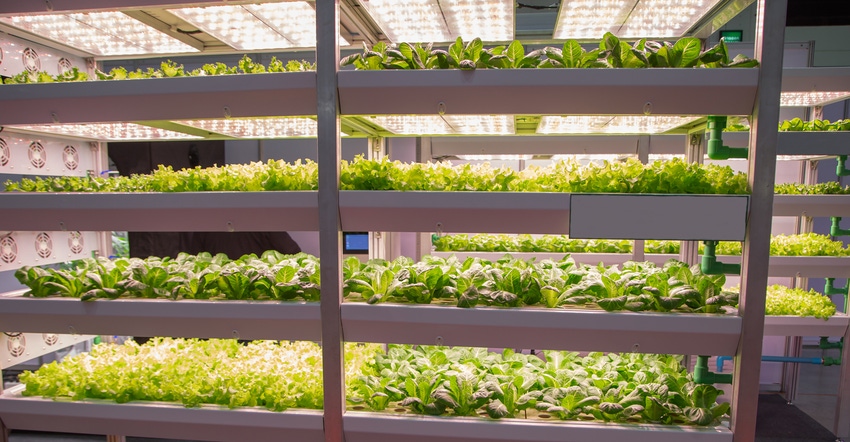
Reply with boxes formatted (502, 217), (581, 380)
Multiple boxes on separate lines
(537, 115), (699, 134)
(177, 118), (319, 138)
(618, 0), (724, 38)
(358, 0), (451, 42)
(8, 123), (201, 141)
(440, 0), (514, 41)
(554, 0), (723, 40)
(359, 0), (512, 42)
(365, 115), (514, 135)
(553, 0), (633, 39)
(780, 91), (850, 107)
(169, 2), (347, 50)
(0, 12), (198, 56)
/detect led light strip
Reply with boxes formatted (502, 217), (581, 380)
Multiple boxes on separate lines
(7, 123), (201, 141)
(537, 115), (700, 134)
(0, 12), (197, 56)
(176, 118), (321, 138)
(358, 0), (513, 42)
(365, 115), (514, 135)
(780, 92), (850, 107)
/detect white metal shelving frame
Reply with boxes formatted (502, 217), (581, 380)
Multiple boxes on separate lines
(0, 1), (793, 442)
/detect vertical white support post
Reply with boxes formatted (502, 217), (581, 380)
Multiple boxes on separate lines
(731, 1), (786, 441)
(680, 133), (704, 265)
(316, 1), (344, 441)
(835, 322), (850, 439)
(417, 137), (433, 261)
(368, 137), (387, 261)
(632, 136), (650, 262)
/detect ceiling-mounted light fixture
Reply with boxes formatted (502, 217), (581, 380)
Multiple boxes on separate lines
(7, 123), (201, 141)
(0, 12), (198, 56)
(455, 154), (533, 161)
(537, 115), (700, 134)
(553, 0), (724, 40)
(365, 115), (514, 135)
(169, 2), (348, 50)
(358, 0), (514, 42)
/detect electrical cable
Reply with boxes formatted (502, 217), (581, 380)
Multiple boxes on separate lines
(516, 2), (559, 10)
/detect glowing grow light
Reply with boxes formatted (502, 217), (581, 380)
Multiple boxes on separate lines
(553, 0), (724, 39)
(537, 116), (700, 134)
(780, 92), (850, 107)
(0, 12), (198, 56)
(456, 154), (533, 161)
(358, 0), (513, 42)
(169, 2), (347, 50)
(365, 115), (514, 135)
(176, 118), (332, 138)
(8, 123), (201, 141)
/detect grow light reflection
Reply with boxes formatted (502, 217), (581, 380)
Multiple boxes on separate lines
(365, 115), (514, 135)
(169, 2), (348, 50)
(780, 92), (850, 107)
(358, 0), (513, 42)
(8, 123), (201, 141)
(553, 0), (724, 39)
(0, 12), (198, 56)
(537, 115), (700, 134)
(176, 118), (327, 138)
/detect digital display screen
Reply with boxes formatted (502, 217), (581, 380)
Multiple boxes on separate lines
(720, 30), (743, 43)
(343, 232), (369, 254)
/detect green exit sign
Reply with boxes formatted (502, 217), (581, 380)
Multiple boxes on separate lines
(720, 30), (743, 42)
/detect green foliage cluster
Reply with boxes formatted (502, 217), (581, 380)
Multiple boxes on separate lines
(433, 234), (632, 254)
(5, 159), (318, 192)
(344, 255), (735, 313)
(20, 338), (381, 410)
(340, 156), (749, 194)
(764, 284), (837, 319)
(726, 118), (850, 132)
(349, 345), (730, 426)
(5, 156), (749, 195)
(1, 55), (315, 84)
(774, 182), (850, 195)
(15, 251), (321, 301)
(342, 34), (757, 70)
(434, 233), (850, 257)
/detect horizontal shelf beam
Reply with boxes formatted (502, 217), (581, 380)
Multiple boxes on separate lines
(772, 194), (850, 218)
(0, 192), (319, 232)
(344, 412), (732, 442)
(340, 191), (571, 234)
(339, 69), (758, 116)
(763, 314), (849, 337)
(342, 304), (742, 355)
(781, 67), (850, 92)
(0, 294), (321, 342)
(0, 386), (324, 442)
(0, 73), (317, 126)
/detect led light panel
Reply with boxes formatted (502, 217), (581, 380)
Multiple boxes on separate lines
(365, 115), (514, 135)
(0, 12), (198, 56)
(537, 115), (700, 134)
(780, 91), (850, 107)
(359, 0), (513, 42)
(553, 0), (724, 39)
(177, 118), (321, 138)
(8, 123), (201, 141)
(169, 2), (347, 50)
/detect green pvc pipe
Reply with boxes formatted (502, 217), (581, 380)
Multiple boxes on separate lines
(694, 355), (733, 384)
(700, 241), (741, 275)
(830, 217), (850, 237)
(706, 116), (748, 160)
(837, 155), (850, 177)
